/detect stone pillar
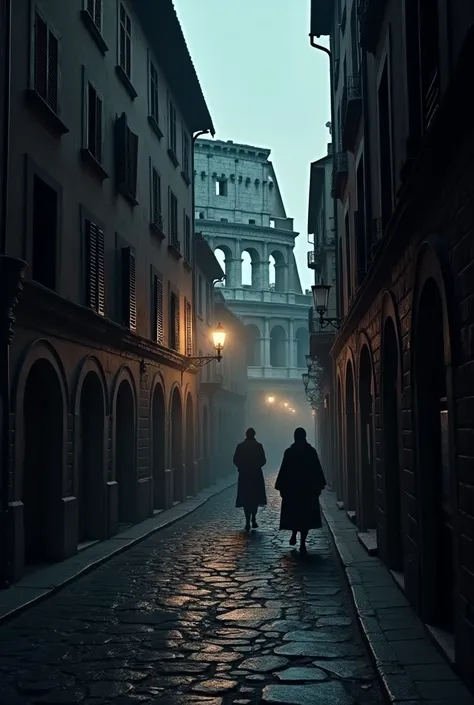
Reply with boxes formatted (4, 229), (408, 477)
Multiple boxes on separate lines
(263, 318), (271, 368)
(289, 319), (295, 368)
(0, 255), (27, 588)
(226, 257), (241, 289)
(262, 243), (269, 290)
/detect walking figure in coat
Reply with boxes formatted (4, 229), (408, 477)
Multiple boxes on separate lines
(275, 427), (326, 553)
(233, 428), (267, 531)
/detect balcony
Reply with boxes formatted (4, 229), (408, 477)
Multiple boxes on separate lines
(358, 0), (388, 54)
(331, 152), (349, 201)
(307, 248), (324, 270)
(342, 74), (363, 152)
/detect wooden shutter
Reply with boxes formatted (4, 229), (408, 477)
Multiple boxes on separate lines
(94, 0), (102, 30)
(34, 13), (48, 100)
(174, 294), (180, 351)
(87, 0), (95, 17)
(95, 95), (103, 163)
(86, 220), (98, 311)
(97, 227), (105, 316)
(47, 32), (59, 112)
(121, 246), (136, 331)
(152, 168), (162, 228)
(185, 298), (192, 356)
(115, 113), (128, 189)
(128, 129), (138, 199)
(154, 275), (164, 344)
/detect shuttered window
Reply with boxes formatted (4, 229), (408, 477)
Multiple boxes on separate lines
(115, 113), (139, 204)
(182, 129), (190, 176)
(87, 83), (103, 163)
(121, 246), (136, 331)
(170, 292), (180, 351)
(86, 0), (102, 31)
(149, 60), (159, 123)
(151, 166), (163, 231)
(152, 274), (164, 344)
(85, 219), (105, 316)
(185, 298), (192, 356)
(34, 11), (59, 113)
(169, 100), (177, 154)
(119, 3), (132, 79)
(184, 212), (191, 263)
(169, 189), (179, 247)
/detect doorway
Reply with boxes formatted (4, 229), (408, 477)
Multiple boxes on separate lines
(152, 384), (166, 509)
(359, 346), (375, 529)
(185, 394), (195, 497)
(115, 380), (135, 523)
(345, 361), (356, 511)
(78, 372), (104, 542)
(171, 388), (183, 502)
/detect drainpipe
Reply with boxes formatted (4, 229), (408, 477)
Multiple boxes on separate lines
(0, 0), (27, 589)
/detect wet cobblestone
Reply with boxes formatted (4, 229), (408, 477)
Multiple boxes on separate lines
(0, 473), (383, 704)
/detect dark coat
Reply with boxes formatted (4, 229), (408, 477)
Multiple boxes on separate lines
(234, 438), (267, 509)
(275, 440), (326, 531)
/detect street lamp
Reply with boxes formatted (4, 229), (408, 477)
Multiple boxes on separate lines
(311, 284), (343, 330)
(283, 402), (289, 408)
(267, 395), (275, 404)
(185, 323), (226, 369)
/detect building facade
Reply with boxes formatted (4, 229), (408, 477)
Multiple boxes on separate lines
(311, 0), (474, 689)
(2, 0), (214, 583)
(194, 138), (313, 467)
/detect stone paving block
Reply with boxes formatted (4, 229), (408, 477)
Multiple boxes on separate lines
(261, 682), (355, 704)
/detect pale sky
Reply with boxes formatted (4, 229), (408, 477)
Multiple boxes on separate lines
(174, 0), (331, 291)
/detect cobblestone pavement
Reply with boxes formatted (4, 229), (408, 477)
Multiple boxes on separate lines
(0, 472), (384, 705)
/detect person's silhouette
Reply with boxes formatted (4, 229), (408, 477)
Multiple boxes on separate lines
(233, 428), (267, 531)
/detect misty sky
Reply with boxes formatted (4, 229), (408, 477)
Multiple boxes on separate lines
(174, 0), (331, 291)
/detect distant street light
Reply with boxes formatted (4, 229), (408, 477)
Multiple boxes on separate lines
(267, 396), (275, 404)
(283, 402), (289, 408)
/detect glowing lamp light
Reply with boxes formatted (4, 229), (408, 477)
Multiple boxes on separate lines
(284, 402), (289, 408)
(212, 323), (226, 357)
(267, 396), (275, 404)
(312, 284), (331, 314)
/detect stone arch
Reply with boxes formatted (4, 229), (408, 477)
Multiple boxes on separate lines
(380, 292), (404, 571)
(358, 339), (376, 530)
(246, 323), (261, 366)
(411, 242), (455, 628)
(270, 324), (286, 367)
(241, 246), (261, 288)
(345, 356), (357, 512)
(74, 356), (108, 543)
(14, 345), (68, 564)
(214, 244), (232, 286)
(295, 327), (308, 368)
(111, 366), (137, 524)
(150, 374), (166, 510)
(185, 393), (196, 497)
(170, 384), (184, 502)
(269, 249), (287, 291)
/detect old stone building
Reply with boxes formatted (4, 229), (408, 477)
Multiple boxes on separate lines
(195, 235), (247, 486)
(311, 0), (474, 689)
(194, 138), (312, 467)
(1, 0), (214, 583)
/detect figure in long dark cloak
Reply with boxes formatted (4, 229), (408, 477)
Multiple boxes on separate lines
(233, 428), (267, 531)
(275, 427), (326, 553)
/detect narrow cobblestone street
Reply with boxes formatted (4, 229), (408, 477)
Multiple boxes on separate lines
(0, 473), (383, 705)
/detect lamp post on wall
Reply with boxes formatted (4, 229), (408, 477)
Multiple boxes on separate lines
(0, 0), (27, 589)
(183, 323), (226, 372)
(311, 284), (343, 330)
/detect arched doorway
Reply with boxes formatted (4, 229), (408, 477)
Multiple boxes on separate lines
(171, 388), (183, 502)
(116, 380), (135, 523)
(270, 325), (286, 367)
(185, 394), (195, 497)
(23, 359), (64, 564)
(152, 384), (166, 509)
(246, 324), (261, 366)
(78, 372), (105, 542)
(381, 317), (403, 571)
(359, 346), (375, 529)
(414, 278), (453, 628)
(345, 361), (356, 512)
(295, 327), (308, 368)
(269, 250), (286, 291)
(336, 377), (343, 501)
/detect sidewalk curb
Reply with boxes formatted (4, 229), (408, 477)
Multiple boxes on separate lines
(0, 477), (237, 627)
(320, 492), (474, 705)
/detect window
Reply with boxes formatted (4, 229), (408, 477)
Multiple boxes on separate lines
(85, 219), (105, 315)
(378, 61), (393, 228)
(34, 11), (59, 113)
(182, 129), (190, 177)
(344, 212), (351, 303)
(249, 219), (256, 225)
(169, 189), (178, 246)
(206, 282), (212, 324)
(32, 175), (58, 290)
(149, 59), (159, 123)
(121, 246), (136, 331)
(169, 291), (180, 351)
(185, 298), (192, 356)
(86, 0), (102, 32)
(86, 82), (103, 163)
(119, 3), (132, 79)
(152, 272), (164, 344)
(150, 164), (163, 232)
(270, 218), (275, 228)
(216, 179), (227, 196)
(169, 100), (177, 155)
(199, 212), (205, 219)
(184, 212), (191, 263)
(220, 218), (228, 222)
(198, 275), (203, 314)
(115, 113), (138, 204)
